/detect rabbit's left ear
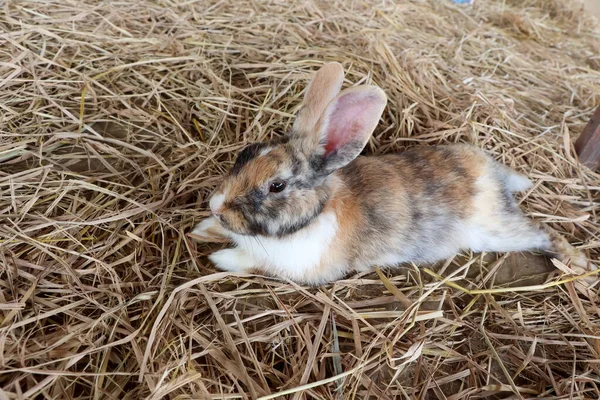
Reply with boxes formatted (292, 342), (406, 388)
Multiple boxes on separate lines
(292, 62), (344, 139)
(311, 85), (387, 173)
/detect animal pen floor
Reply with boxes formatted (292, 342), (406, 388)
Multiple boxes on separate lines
(1, 0), (600, 399)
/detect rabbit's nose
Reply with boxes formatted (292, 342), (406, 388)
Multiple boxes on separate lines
(212, 207), (224, 221)
(209, 193), (225, 215)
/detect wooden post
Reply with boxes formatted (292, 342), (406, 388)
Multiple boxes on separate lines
(575, 105), (600, 170)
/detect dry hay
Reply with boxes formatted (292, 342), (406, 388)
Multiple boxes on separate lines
(1, 0), (600, 398)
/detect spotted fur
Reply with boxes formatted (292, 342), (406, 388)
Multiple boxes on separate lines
(192, 63), (597, 285)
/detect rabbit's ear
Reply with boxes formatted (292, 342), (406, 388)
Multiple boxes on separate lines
(292, 62), (344, 139)
(312, 85), (387, 173)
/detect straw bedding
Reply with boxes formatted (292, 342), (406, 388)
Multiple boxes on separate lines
(1, 0), (599, 398)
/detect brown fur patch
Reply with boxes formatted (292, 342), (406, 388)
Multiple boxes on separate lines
(221, 148), (291, 207)
(388, 145), (486, 219)
(327, 177), (361, 257)
(227, 156), (277, 196)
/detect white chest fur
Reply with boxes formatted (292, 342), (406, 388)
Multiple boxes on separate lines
(230, 211), (338, 279)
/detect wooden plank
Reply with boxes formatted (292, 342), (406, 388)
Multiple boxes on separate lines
(575, 105), (600, 170)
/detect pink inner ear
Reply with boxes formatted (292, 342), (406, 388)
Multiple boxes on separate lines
(323, 92), (380, 155)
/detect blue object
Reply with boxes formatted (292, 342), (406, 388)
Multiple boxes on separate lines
(451, 0), (473, 3)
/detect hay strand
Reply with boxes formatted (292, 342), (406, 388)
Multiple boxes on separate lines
(1, 0), (600, 398)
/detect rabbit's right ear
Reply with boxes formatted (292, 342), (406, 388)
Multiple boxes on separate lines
(292, 62), (344, 140)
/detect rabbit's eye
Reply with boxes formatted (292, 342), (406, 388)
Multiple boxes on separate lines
(269, 180), (286, 193)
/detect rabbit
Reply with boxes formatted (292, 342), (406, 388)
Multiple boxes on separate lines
(190, 62), (596, 286)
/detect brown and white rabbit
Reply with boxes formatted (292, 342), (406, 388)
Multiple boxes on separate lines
(191, 62), (596, 285)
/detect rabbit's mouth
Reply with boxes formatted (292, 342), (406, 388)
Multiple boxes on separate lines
(216, 212), (256, 236)
(215, 214), (232, 231)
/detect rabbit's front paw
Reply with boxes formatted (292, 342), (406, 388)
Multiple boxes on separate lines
(209, 248), (256, 273)
(190, 217), (230, 243)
